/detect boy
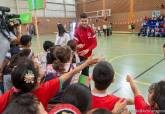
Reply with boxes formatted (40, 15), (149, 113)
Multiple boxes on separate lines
(92, 61), (133, 111)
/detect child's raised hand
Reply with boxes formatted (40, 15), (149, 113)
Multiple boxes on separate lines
(86, 56), (103, 65)
(126, 75), (134, 82)
(122, 108), (131, 114)
(112, 99), (127, 114)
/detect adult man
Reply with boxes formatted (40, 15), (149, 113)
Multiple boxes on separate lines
(74, 13), (97, 76)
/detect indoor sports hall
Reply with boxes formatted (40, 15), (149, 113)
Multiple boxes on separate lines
(0, 0), (165, 114)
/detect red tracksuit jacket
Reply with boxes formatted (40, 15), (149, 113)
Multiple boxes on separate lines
(74, 25), (97, 58)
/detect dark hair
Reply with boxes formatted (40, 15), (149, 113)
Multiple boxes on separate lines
(3, 50), (31, 74)
(19, 49), (32, 58)
(10, 40), (19, 48)
(80, 13), (88, 18)
(46, 45), (61, 64)
(11, 58), (39, 93)
(67, 40), (77, 63)
(91, 109), (112, 114)
(57, 24), (66, 37)
(163, 43), (165, 48)
(148, 83), (156, 94)
(93, 61), (114, 90)
(67, 40), (77, 52)
(20, 35), (32, 46)
(152, 81), (165, 112)
(53, 46), (72, 73)
(43, 41), (54, 52)
(61, 83), (92, 113)
(3, 93), (40, 114)
(10, 40), (20, 56)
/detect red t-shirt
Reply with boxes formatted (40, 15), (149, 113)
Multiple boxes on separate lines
(74, 25), (97, 58)
(0, 89), (13, 113)
(92, 94), (121, 111)
(0, 78), (61, 113)
(135, 95), (155, 114)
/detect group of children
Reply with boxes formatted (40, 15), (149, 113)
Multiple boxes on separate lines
(0, 13), (165, 114)
(0, 34), (165, 114)
(95, 24), (112, 37)
(138, 15), (165, 37)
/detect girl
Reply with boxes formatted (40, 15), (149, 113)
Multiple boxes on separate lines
(67, 40), (80, 64)
(46, 46), (80, 85)
(3, 93), (47, 114)
(55, 24), (70, 46)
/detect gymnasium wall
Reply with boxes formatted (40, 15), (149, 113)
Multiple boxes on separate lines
(76, 0), (165, 31)
(21, 17), (75, 35)
(18, 0), (76, 34)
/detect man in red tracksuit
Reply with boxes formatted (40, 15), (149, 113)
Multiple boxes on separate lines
(74, 13), (97, 76)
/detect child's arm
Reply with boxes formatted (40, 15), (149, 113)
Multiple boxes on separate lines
(126, 75), (141, 96)
(60, 57), (101, 82)
(112, 99), (127, 114)
(127, 75), (155, 114)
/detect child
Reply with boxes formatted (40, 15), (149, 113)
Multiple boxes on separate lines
(61, 83), (91, 113)
(127, 75), (165, 114)
(36, 41), (55, 72)
(46, 45), (61, 65)
(67, 40), (80, 64)
(0, 56), (100, 113)
(3, 93), (47, 114)
(2, 35), (33, 64)
(45, 45), (61, 80)
(91, 61), (133, 111)
(47, 46), (80, 85)
(45, 46), (81, 103)
(55, 24), (70, 46)
(20, 35), (32, 49)
(19, 35), (34, 60)
(103, 24), (107, 37)
(43, 41), (54, 52)
(97, 26), (101, 37)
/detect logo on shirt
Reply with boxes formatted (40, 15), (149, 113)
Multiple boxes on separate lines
(87, 32), (93, 39)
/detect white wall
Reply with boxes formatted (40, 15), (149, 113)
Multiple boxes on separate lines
(0, 0), (76, 18)
(0, 0), (17, 13)
(45, 0), (76, 17)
